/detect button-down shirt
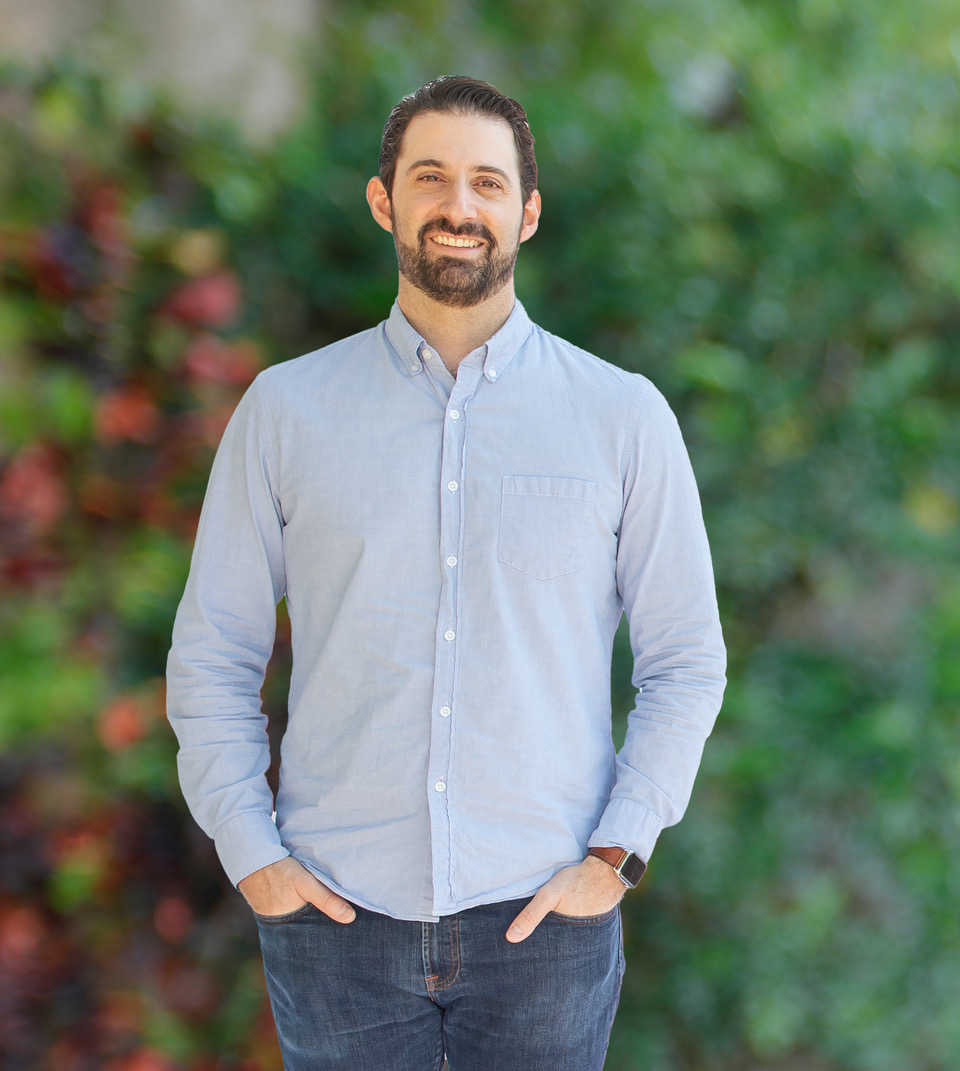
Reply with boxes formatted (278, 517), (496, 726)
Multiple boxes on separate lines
(166, 301), (725, 922)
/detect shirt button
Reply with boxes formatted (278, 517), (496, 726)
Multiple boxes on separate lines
(422, 348), (435, 360)
(444, 629), (456, 642)
(447, 480), (458, 492)
(439, 705), (451, 718)
(449, 409), (460, 420)
(408, 364), (419, 373)
(486, 369), (498, 380)
(446, 555), (457, 567)
(435, 780), (446, 792)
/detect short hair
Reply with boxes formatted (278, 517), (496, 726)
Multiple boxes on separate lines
(378, 76), (538, 205)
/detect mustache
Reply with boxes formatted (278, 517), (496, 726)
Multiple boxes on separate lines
(418, 218), (497, 248)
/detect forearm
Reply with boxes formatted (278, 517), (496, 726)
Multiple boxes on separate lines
(167, 624), (289, 884)
(590, 649), (725, 859)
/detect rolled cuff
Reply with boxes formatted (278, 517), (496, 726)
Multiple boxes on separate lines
(589, 797), (665, 864)
(213, 810), (290, 887)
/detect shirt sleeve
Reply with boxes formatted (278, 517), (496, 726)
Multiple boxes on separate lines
(166, 377), (292, 886)
(588, 380), (726, 864)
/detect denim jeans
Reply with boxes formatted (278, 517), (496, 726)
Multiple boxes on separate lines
(255, 896), (624, 1071)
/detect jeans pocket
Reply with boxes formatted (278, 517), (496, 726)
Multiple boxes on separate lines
(254, 902), (313, 925)
(547, 904), (620, 925)
(498, 475), (597, 580)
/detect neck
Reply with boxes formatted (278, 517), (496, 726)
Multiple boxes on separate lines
(396, 278), (516, 373)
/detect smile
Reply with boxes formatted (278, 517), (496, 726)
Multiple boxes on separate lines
(430, 235), (484, 248)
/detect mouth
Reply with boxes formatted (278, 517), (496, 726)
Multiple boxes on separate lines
(429, 234), (485, 249)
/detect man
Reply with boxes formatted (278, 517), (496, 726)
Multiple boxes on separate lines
(167, 76), (725, 1070)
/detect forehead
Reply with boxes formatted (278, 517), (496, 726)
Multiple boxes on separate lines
(397, 111), (521, 179)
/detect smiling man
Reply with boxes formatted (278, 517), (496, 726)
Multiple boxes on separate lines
(167, 76), (726, 1070)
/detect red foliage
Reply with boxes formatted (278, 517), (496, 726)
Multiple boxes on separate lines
(83, 184), (129, 260)
(95, 384), (162, 444)
(98, 696), (148, 753)
(157, 957), (220, 1018)
(0, 444), (69, 536)
(162, 271), (242, 328)
(106, 1049), (179, 1071)
(153, 895), (194, 943)
(0, 903), (50, 972)
(18, 178), (135, 307)
(78, 472), (127, 520)
(31, 229), (80, 299)
(0, 898), (80, 1063)
(183, 333), (262, 385)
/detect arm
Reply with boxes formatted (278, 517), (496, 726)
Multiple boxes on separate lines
(166, 379), (353, 920)
(592, 382), (726, 858)
(508, 381), (725, 941)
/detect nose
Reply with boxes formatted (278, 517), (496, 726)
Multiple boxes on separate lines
(441, 178), (478, 223)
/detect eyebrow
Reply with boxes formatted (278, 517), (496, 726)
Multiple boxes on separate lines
(406, 160), (513, 184)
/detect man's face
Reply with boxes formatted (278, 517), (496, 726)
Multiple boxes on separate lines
(369, 111), (540, 308)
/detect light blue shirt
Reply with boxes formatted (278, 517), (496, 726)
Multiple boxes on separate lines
(166, 301), (725, 922)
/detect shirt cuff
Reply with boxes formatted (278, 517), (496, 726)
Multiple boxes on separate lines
(213, 810), (290, 887)
(588, 797), (665, 863)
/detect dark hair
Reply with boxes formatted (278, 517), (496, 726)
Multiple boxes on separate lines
(378, 76), (538, 204)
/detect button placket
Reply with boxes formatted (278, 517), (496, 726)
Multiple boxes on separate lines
(426, 366), (480, 912)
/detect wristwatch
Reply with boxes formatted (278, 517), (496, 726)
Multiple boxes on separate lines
(588, 846), (647, 888)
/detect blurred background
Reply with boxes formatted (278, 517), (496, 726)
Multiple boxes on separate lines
(1, 1), (958, 1068)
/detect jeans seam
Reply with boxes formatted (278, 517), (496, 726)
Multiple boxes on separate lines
(422, 920), (434, 999)
(425, 914), (461, 994)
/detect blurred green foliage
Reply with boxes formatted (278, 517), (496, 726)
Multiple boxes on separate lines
(2, 1), (959, 1068)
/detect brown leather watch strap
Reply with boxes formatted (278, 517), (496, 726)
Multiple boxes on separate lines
(588, 846), (630, 869)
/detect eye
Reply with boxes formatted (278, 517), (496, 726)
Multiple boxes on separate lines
(477, 178), (502, 189)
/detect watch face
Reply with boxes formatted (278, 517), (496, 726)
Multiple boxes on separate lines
(619, 852), (647, 887)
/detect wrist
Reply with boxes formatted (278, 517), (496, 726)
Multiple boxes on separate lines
(587, 846), (647, 888)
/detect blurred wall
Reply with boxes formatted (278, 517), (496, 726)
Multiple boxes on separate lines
(0, 0), (320, 141)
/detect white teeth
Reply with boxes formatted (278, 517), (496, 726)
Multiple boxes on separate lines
(432, 235), (482, 248)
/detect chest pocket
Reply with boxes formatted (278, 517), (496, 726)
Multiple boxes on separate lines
(498, 475), (598, 580)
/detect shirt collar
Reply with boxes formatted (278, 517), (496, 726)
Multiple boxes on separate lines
(383, 300), (534, 382)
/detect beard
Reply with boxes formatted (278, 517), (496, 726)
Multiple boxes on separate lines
(393, 216), (521, 308)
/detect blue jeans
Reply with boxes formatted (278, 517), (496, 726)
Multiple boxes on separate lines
(255, 897), (624, 1070)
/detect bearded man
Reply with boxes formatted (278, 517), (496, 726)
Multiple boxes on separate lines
(167, 75), (726, 1071)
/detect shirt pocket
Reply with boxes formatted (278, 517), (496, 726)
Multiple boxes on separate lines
(498, 475), (598, 580)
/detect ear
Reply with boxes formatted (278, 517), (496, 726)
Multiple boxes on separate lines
(366, 177), (394, 234)
(518, 189), (541, 245)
